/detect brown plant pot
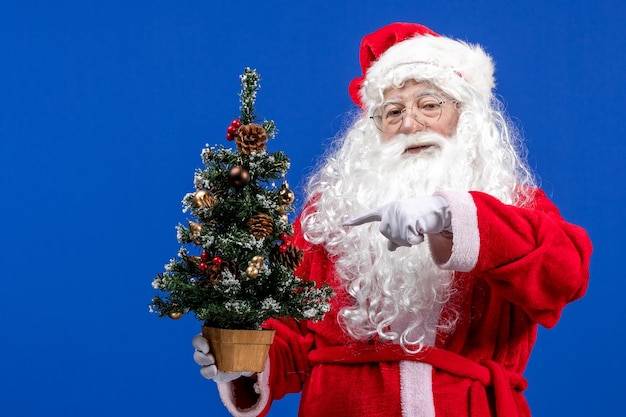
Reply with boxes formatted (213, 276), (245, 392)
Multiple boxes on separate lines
(202, 326), (276, 373)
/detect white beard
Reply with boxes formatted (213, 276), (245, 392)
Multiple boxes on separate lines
(302, 128), (484, 352)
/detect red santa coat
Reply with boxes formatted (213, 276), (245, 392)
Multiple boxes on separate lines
(217, 189), (592, 417)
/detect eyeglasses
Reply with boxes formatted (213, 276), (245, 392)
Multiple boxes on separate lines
(370, 95), (447, 133)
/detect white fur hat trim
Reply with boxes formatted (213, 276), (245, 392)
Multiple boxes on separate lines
(362, 34), (495, 110)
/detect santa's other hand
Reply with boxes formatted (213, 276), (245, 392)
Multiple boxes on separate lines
(192, 334), (255, 383)
(343, 196), (451, 251)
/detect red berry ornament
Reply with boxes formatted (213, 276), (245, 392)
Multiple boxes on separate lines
(200, 252), (209, 261)
(212, 256), (223, 267)
(226, 120), (242, 141)
(278, 243), (289, 253)
(198, 262), (208, 271)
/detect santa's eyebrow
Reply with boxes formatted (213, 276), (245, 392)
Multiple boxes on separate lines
(382, 89), (444, 107)
(414, 88), (443, 97)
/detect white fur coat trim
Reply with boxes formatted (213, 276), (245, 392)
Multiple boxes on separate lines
(217, 358), (271, 417)
(433, 191), (479, 272)
(400, 361), (436, 417)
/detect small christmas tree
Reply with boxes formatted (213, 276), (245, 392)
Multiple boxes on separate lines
(150, 68), (333, 332)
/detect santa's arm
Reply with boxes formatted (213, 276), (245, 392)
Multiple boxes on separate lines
(433, 189), (592, 328)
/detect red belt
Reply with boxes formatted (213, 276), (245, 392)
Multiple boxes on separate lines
(308, 344), (527, 417)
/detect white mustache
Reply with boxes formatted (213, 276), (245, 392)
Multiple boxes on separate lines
(377, 132), (449, 157)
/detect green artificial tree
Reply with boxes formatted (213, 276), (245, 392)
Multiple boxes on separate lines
(150, 68), (333, 333)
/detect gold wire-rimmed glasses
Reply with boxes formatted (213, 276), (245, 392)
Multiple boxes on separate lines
(370, 95), (447, 133)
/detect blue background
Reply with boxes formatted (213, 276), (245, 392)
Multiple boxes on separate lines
(1, 1), (623, 416)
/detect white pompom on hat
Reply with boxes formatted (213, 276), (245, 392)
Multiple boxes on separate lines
(348, 22), (495, 111)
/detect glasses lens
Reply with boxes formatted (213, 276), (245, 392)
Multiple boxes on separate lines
(371, 113), (385, 132)
(412, 96), (443, 126)
(372, 104), (405, 133)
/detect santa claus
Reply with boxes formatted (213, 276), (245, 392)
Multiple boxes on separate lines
(192, 22), (592, 417)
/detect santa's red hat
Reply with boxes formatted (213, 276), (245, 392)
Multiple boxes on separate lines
(349, 22), (495, 111)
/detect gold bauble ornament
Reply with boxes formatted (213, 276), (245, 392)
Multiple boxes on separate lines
(278, 182), (295, 205)
(188, 221), (202, 244)
(245, 265), (259, 279)
(251, 256), (264, 268)
(168, 312), (183, 320)
(192, 189), (214, 208)
(188, 221), (202, 234)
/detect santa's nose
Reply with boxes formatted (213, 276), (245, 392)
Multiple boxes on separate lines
(398, 113), (425, 135)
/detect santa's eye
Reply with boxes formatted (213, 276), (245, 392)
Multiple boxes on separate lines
(384, 106), (405, 121)
(415, 96), (444, 115)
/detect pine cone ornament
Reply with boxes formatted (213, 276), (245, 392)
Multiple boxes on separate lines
(247, 213), (273, 239)
(270, 244), (304, 270)
(205, 264), (223, 286)
(236, 124), (267, 154)
(186, 256), (202, 268)
(220, 259), (238, 277)
(198, 259), (238, 287)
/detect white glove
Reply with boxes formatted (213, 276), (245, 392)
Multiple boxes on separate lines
(192, 334), (255, 383)
(344, 196), (451, 251)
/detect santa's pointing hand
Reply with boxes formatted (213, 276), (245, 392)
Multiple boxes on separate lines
(343, 196), (451, 251)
